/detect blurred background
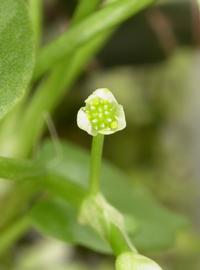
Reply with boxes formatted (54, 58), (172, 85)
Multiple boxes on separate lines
(8, 0), (200, 269)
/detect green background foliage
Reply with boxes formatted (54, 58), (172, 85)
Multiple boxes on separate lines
(0, 0), (199, 269)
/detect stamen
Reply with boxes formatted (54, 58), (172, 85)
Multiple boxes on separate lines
(86, 97), (118, 132)
(111, 121), (118, 129)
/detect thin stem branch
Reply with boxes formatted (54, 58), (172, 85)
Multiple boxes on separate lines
(109, 224), (137, 256)
(29, 0), (43, 48)
(72, 0), (101, 25)
(0, 156), (45, 181)
(0, 215), (30, 256)
(89, 134), (104, 194)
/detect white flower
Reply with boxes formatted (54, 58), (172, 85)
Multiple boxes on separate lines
(77, 88), (126, 136)
(116, 253), (163, 270)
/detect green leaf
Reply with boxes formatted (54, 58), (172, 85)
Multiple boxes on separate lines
(31, 140), (189, 253)
(31, 196), (111, 254)
(0, 0), (34, 119)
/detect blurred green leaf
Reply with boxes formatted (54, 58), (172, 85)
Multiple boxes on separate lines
(31, 197), (111, 254)
(0, 0), (34, 119)
(31, 140), (189, 253)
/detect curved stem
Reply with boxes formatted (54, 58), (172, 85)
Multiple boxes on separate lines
(72, 0), (101, 25)
(89, 134), (104, 194)
(109, 224), (137, 256)
(29, 0), (43, 48)
(33, 0), (156, 80)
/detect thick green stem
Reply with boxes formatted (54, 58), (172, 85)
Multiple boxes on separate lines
(0, 216), (30, 256)
(29, 0), (43, 48)
(89, 134), (104, 194)
(109, 224), (137, 256)
(72, 0), (101, 25)
(33, 0), (156, 80)
(0, 156), (45, 181)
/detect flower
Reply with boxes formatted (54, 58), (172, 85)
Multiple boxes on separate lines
(116, 253), (163, 270)
(77, 88), (126, 136)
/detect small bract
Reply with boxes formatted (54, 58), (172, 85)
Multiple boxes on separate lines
(77, 88), (126, 136)
(116, 253), (163, 270)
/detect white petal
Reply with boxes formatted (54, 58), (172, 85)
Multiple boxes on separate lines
(116, 253), (163, 270)
(117, 105), (126, 131)
(86, 88), (117, 104)
(77, 108), (94, 136)
(100, 128), (116, 135)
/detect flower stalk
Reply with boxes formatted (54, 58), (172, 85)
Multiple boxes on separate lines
(78, 88), (134, 254)
(89, 134), (104, 194)
(77, 88), (126, 194)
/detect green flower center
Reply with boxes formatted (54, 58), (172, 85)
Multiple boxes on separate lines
(85, 97), (118, 132)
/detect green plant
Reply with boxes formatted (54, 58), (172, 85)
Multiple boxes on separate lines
(0, 0), (189, 269)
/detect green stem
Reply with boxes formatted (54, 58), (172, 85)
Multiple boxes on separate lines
(29, 0), (43, 48)
(72, 0), (101, 25)
(0, 156), (45, 181)
(109, 224), (137, 256)
(33, 0), (156, 80)
(0, 216), (30, 256)
(89, 134), (104, 194)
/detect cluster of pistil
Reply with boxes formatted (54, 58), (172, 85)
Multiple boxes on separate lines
(85, 97), (118, 132)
